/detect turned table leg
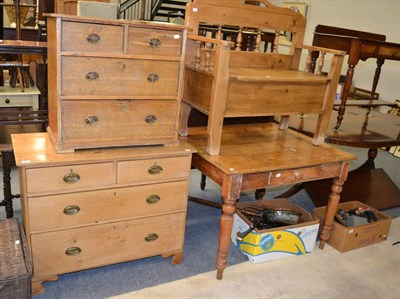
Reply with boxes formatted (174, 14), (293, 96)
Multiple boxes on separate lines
(215, 174), (242, 280)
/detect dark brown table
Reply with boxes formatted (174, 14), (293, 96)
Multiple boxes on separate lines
(290, 106), (400, 210)
(311, 25), (400, 129)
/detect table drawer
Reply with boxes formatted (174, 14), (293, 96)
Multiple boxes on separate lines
(127, 27), (183, 56)
(61, 21), (124, 53)
(26, 163), (114, 194)
(61, 100), (177, 142)
(31, 212), (186, 277)
(118, 156), (191, 184)
(268, 164), (343, 185)
(61, 57), (179, 96)
(28, 180), (189, 232)
(0, 93), (38, 108)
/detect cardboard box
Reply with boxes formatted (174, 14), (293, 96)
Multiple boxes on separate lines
(313, 201), (392, 252)
(231, 198), (320, 263)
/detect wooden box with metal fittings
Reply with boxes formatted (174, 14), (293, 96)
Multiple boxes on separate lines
(45, 14), (187, 153)
(12, 132), (196, 294)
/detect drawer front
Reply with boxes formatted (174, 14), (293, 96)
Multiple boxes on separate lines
(61, 100), (177, 142)
(31, 213), (186, 277)
(268, 164), (343, 185)
(61, 21), (124, 53)
(127, 27), (183, 56)
(0, 94), (38, 107)
(118, 156), (191, 184)
(26, 163), (114, 194)
(61, 57), (179, 96)
(29, 180), (189, 232)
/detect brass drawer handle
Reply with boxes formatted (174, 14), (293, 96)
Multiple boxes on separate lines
(144, 233), (159, 242)
(145, 115), (157, 124)
(149, 37), (161, 47)
(65, 247), (82, 256)
(63, 172), (81, 184)
(85, 71), (99, 81)
(87, 33), (101, 44)
(147, 73), (159, 83)
(148, 165), (163, 175)
(63, 205), (81, 215)
(294, 171), (303, 180)
(85, 115), (99, 125)
(146, 195), (161, 204)
(391, 50), (400, 57)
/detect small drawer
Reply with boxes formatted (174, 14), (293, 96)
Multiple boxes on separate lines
(61, 57), (179, 96)
(61, 100), (177, 142)
(127, 27), (183, 56)
(61, 21), (124, 53)
(269, 164), (343, 185)
(28, 180), (189, 232)
(0, 94), (38, 109)
(30, 212), (186, 277)
(25, 163), (114, 194)
(118, 156), (191, 184)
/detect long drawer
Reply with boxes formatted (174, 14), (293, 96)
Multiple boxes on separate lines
(31, 212), (186, 277)
(61, 57), (180, 96)
(118, 156), (192, 184)
(61, 100), (177, 142)
(61, 21), (124, 53)
(28, 180), (189, 232)
(26, 163), (114, 194)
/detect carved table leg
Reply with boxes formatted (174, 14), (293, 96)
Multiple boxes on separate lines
(215, 174), (242, 280)
(336, 63), (355, 129)
(319, 177), (345, 249)
(1, 148), (19, 218)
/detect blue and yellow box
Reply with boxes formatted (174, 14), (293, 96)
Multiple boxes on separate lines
(231, 198), (320, 263)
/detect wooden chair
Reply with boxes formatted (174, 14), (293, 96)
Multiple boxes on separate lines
(178, 0), (346, 155)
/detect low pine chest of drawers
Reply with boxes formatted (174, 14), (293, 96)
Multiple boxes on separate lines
(45, 14), (187, 153)
(12, 132), (195, 294)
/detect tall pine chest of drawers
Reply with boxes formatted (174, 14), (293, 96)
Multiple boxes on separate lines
(12, 132), (196, 294)
(46, 14), (187, 153)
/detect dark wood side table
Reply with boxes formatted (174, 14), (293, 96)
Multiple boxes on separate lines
(290, 106), (400, 210)
(183, 124), (355, 280)
(311, 25), (400, 128)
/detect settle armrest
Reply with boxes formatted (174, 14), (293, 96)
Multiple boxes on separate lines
(187, 34), (234, 47)
(297, 44), (346, 56)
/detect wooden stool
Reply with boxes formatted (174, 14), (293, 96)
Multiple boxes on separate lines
(0, 60), (27, 92)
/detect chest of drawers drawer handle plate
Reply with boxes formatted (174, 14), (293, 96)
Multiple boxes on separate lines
(85, 71), (99, 81)
(63, 205), (81, 215)
(87, 33), (101, 44)
(63, 172), (81, 184)
(148, 38), (161, 47)
(145, 114), (157, 124)
(147, 73), (159, 83)
(146, 194), (161, 204)
(65, 247), (82, 256)
(148, 165), (163, 175)
(85, 115), (99, 125)
(144, 233), (159, 242)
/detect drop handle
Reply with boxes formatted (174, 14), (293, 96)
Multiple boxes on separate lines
(63, 205), (80, 215)
(144, 233), (159, 242)
(149, 38), (161, 47)
(63, 172), (81, 184)
(148, 165), (163, 175)
(65, 247), (82, 256)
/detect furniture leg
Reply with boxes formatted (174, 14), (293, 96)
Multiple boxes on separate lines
(216, 174), (242, 280)
(1, 148), (19, 218)
(357, 148), (377, 170)
(336, 63), (355, 129)
(200, 173), (206, 190)
(319, 177), (345, 249)
(177, 102), (191, 137)
(370, 59), (384, 103)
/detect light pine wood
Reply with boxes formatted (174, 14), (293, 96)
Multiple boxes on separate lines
(46, 14), (187, 152)
(183, 123), (355, 279)
(178, 0), (346, 155)
(12, 132), (195, 294)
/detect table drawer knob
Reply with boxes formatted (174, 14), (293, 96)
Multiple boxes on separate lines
(146, 194), (161, 204)
(87, 33), (101, 44)
(63, 172), (81, 184)
(147, 73), (159, 83)
(85, 71), (99, 81)
(63, 205), (81, 215)
(85, 115), (99, 125)
(65, 247), (82, 256)
(145, 115), (157, 124)
(5, 98), (10, 104)
(149, 38), (161, 47)
(294, 171), (303, 180)
(144, 233), (159, 242)
(148, 165), (163, 175)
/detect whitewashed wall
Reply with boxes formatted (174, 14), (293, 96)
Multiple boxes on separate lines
(271, 0), (400, 103)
